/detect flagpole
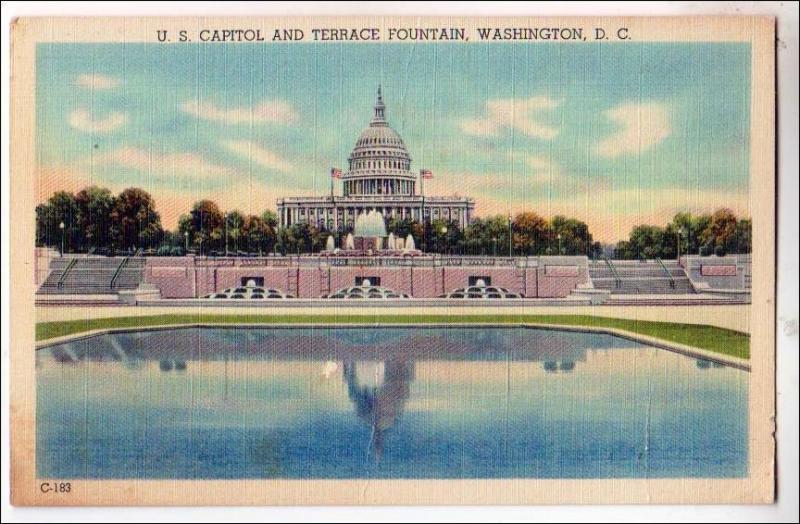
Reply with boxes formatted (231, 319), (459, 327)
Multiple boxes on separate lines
(330, 167), (336, 232)
(419, 169), (425, 225)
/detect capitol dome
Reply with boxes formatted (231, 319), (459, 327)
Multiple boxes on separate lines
(354, 122), (405, 146)
(342, 86), (417, 198)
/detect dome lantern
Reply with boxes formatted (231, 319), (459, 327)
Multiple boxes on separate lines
(373, 85), (386, 123)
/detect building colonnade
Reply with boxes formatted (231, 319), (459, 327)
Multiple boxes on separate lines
(280, 202), (471, 230)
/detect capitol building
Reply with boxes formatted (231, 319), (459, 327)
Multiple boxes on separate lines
(277, 87), (475, 230)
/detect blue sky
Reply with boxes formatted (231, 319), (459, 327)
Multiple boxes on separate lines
(36, 42), (751, 241)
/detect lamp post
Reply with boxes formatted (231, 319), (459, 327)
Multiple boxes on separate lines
(507, 214), (513, 257)
(440, 225), (448, 254)
(676, 229), (682, 262)
(184, 231), (189, 254)
(59, 221), (65, 257)
(224, 212), (229, 256)
(557, 233), (563, 255)
(492, 236), (498, 257)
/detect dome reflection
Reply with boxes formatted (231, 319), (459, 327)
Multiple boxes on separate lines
(343, 357), (414, 462)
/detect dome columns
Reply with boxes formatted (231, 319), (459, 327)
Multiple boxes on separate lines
(343, 177), (416, 197)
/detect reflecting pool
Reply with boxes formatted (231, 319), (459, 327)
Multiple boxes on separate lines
(36, 326), (748, 479)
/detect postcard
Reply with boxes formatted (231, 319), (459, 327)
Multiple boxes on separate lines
(10, 16), (775, 505)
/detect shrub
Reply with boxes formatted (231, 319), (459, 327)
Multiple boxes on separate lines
(699, 245), (713, 257)
(714, 245), (727, 257)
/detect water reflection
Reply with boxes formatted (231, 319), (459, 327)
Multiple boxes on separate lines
(696, 358), (726, 369)
(158, 360), (188, 372)
(36, 326), (748, 480)
(544, 360), (576, 373)
(343, 359), (414, 462)
(43, 326), (637, 364)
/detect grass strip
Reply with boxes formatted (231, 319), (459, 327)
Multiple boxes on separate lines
(36, 313), (749, 359)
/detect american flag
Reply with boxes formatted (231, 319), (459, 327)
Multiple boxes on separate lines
(331, 167), (342, 178)
(420, 169), (433, 179)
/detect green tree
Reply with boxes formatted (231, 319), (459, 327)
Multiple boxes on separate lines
(35, 203), (55, 247)
(278, 222), (325, 254)
(179, 200), (223, 254)
(243, 214), (277, 254)
(693, 213), (713, 253)
(110, 188), (163, 252)
(462, 215), (511, 256)
(512, 212), (549, 255)
(156, 230), (186, 255)
(35, 191), (80, 253)
(550, 215), (593, 256)
(703, 208), (738, 250)
(732, 218), (752, 254)
(666, 212), (693, 256)
(664, 212), (708, 254)
(624, 225), (667, 260)
(614, 240), (633, 259)
(426, 219), (462, 254)
(74, 186), (116, 252)
(224, 210), (245, 253)
(261, 209), (278, 229)
(387, 217), (416, 239)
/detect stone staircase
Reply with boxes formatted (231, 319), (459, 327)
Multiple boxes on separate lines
(110, 257), (147, 290)
(37, 256), (146, 295)
(589, 259), (695, 295)
(38, 258), (73, 292)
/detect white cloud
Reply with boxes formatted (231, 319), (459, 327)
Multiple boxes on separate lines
(594, 101), (671, 158)
(75, 74), (120, 90)
(425, 155), (562, 197)
(221, 140), (294, 173)
(180, 99), (298, 125)
(68, 109), (127, 134)
(461, 96), (561, 139)
(522, 154), (562, 181)
(95, 146), (235, 180)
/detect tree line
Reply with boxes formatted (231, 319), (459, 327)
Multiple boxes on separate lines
(383, 213), (598, 256)
(175, 200), (279, 255)
(35, 186), (751, 257)
(614, 209), (751, 259)
(36, 187), (163, 254)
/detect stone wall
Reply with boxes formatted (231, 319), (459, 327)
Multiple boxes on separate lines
(143, 255), (589, 299)
(681, 255), (748, 291)
(537, 256), (590, 298)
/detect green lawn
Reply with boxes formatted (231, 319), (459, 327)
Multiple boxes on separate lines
(36, 313), (750, 359)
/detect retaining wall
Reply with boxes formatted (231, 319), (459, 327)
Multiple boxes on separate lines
(144, 255), (589, 299)
(681, 255), (749, 291)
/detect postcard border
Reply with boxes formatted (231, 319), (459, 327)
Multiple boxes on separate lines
(10, 15), (775, 506)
